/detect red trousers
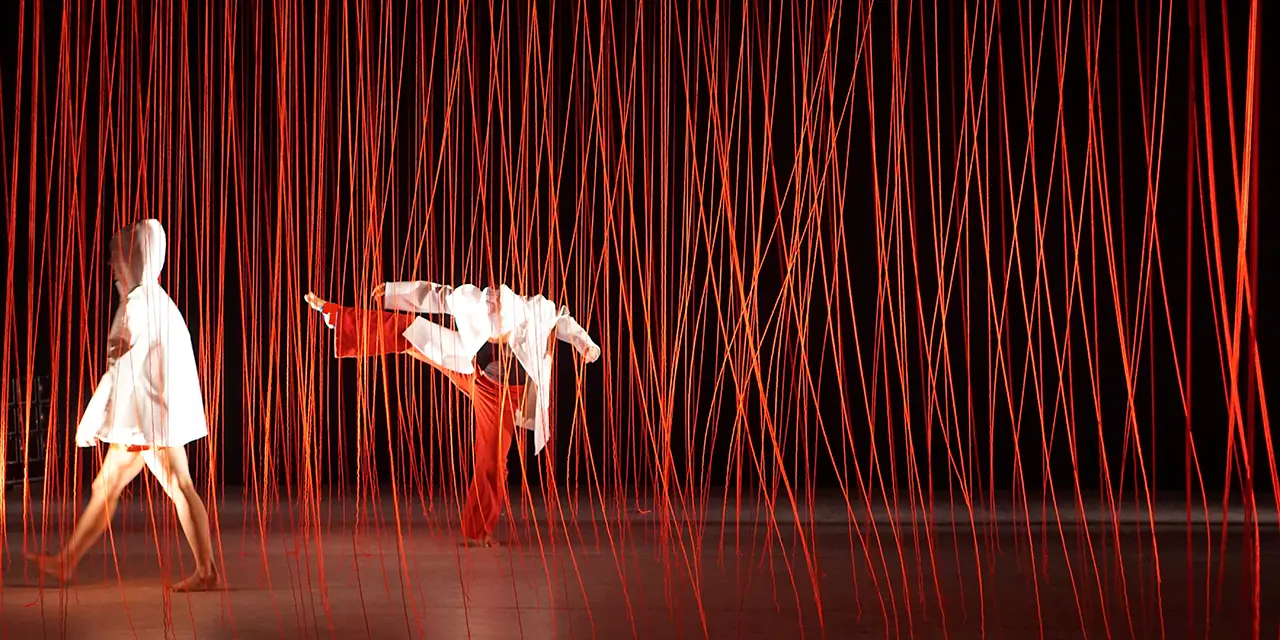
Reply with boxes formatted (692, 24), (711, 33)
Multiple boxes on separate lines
(323, 304), (522, 540)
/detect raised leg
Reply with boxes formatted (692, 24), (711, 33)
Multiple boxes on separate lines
(305, 293), (420, 358)
(142, 446), (219, 592)
(28, 444), (145, 582)
(307, 291), (511, 542)
(306, 292), (474, 389)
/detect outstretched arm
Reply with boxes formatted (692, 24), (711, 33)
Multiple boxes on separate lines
(555, 311), (601, 363)
(377, 281), (454, 315)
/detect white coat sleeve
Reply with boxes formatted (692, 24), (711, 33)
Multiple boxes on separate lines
(75, 373), (114, 445)
(381, 281), (454, 314)
(76, 300), (147, 445)
(104, 305), (130, 365)
(554, 311), (601, 362)
(116, 297), (152, 356)
(108, 295), (156, 384)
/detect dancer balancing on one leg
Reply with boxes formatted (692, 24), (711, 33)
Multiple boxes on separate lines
(304, 280), (601, 546)
(28, 220), (219, 592)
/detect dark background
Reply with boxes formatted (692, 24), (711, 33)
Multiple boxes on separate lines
(0, 1), (1272, 506)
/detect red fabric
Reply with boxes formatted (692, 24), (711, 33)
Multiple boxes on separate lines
(324, 303), (420, 359)
(459, 372), (523, 540)
(324, 303), (524, 540)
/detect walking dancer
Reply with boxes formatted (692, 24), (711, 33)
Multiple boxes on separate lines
(29, 219), (218, 592)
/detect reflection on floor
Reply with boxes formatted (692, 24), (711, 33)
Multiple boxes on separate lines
(2, 488), (1276, 638)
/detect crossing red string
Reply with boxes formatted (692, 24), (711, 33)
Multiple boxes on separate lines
(0, 1), (1271, 638)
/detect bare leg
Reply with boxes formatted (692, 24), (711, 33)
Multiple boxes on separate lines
(28, 444), (145, 582)
(142, 446), (219, 592)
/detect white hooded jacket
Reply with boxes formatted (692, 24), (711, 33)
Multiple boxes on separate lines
(75, 220), (208, 448)
(380, 281), (600, 455)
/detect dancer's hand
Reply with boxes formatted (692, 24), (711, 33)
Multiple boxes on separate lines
(370, 283), (387, 303)
(75, 432), (99, 448)
(105, 336), (129, 363)
(582, 345), (601, 364)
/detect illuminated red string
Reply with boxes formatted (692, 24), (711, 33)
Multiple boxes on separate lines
(0, 1), (1272, 638)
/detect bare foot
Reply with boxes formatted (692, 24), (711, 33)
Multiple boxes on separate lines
(171, 569), (220, 592)
(460, 536), (496, 548)
(26, 553), (74, 583)
(304, 292), (328, 312)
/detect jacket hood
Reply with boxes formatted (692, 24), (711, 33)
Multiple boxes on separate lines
(112, 219), (166, 291)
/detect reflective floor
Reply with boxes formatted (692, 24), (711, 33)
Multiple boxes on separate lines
(2, 488), (1276, 639)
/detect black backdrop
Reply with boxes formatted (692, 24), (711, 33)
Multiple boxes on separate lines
(0, 0), (1271, 501)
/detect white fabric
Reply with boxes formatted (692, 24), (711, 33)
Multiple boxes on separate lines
(74, 220), (208, 448)
(382, 281), (600, 455)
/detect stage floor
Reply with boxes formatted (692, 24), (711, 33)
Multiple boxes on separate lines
(1, 487), (1277, 639)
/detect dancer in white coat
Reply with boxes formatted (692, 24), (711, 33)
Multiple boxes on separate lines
(304, 280), (601, 544)
(28, 219), (218, 592)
